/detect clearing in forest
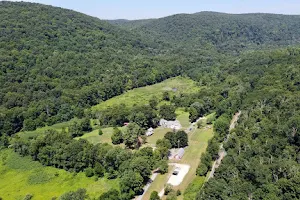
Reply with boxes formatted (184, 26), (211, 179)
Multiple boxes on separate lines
(91, 76), (199, 111)
(143, 121), (214, 200)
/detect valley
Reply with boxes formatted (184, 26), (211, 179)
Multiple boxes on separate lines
(0, 1), (300, 200)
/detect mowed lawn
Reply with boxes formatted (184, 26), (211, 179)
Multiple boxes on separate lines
(142, 165), (175, 199)
(144, 127), (213, 199)
(175, 128), (213, 194)
(91, 76), (200, 111)
(0, 150), (118, 200)
(146, 127), (173, 146)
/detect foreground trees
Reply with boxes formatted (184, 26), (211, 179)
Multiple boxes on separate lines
(164, 131), (188, 148)
(12, 129), (168, 199)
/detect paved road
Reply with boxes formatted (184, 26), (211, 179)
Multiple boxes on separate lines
(135, 173), (158, 200)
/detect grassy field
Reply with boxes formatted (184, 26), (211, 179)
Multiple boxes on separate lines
(80, 126), (172, 148)
(144, 126), (214, 199)
(0, 150), (118, 200)
(145, 127), (172, 146)
(175, 128), (213, 195)
(79, 127), (126, 145)
(176, 108), (190, 129)
(91, 76), (200, 111)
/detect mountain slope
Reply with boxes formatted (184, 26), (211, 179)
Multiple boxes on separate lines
(0, 2), (181, 134)
(110, 12), (300, 51)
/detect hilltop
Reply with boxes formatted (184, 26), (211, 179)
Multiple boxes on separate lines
(109, 12), (300, 51)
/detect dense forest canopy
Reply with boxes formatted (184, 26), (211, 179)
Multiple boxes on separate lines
(0, 1), (300, 200)
(109, 12), (300, 52)
(197, 48), (300, 200)
(0, 1), (183, 135)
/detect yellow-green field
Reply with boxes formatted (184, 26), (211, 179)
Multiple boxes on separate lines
(0, 150), (118, 200)
(91, 76), (200, 111)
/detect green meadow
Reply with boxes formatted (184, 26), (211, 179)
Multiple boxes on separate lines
(0, 150), (118, 200)
(91, 76), (200, 111)
(17, 76), (199, 140)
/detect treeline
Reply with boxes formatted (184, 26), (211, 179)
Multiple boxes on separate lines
(12, 129), (168, 199)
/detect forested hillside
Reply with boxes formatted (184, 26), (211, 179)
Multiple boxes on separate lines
(0, 2), (182, 135)
(110, 12), (300, 52)
(1, 1), (300, 199)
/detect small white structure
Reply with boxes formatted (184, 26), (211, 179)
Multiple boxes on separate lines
(174, 148), (185, 160)
(146, 127), (154, 136)
(167, 163), (190, 186)
(159, 119), (182, 130)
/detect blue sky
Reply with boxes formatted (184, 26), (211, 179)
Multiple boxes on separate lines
(5, 0), (300, 19)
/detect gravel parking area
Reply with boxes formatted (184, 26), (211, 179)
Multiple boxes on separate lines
(167, 163), (190, 186)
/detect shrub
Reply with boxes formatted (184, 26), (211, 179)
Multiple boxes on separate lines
(150, 191), (160, 200)
(196, 163), (208, 176)
(166, 191), (177, 200)
(94, 163), (105, 177)
(23, 194), (33, 200)
(197, 120), (205, 128)
(85, 167), (94, 177)
(98, 189), (120, 200)
(59, 188), (87, 200)
(164, 184), (174, 195)
(98, 129), (103, 135)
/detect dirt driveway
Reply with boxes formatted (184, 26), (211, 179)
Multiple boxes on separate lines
(158, 163), (190, 197)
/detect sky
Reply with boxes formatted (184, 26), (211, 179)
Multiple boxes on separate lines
(4, 0), (300, 20)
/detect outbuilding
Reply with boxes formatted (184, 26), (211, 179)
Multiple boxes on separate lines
(146, 127), (154, 136)
(174, 148), (185, 160)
